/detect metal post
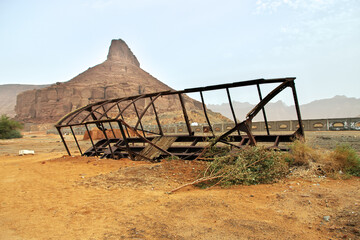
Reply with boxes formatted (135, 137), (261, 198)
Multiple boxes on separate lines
(100, 122), (115, 159)
(150, 96), (163, 135)
(69, 126), (82, 155)
(256, 84), (270, 135)
(290, 81), (304, 137)
(226, 88), (240, 135)
(117, 120), (134, 160)
(178, 93), (192, 136)
(56, 127), (71, 156)
(116, 103), (131, 138)
(132, 102), (146, 138)
(85, 124), (98, 156)
(101, 105), (116, 138)
(200, 91), (214, 136)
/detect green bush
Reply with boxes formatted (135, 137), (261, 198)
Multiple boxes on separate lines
(200, 146), (289, 187)
(0, 115), (23, 139)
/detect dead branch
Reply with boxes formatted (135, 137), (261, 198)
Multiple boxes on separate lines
(167, 175), (224, 194)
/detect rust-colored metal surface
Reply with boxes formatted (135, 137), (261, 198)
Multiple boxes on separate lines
(55, 77), (304, 161)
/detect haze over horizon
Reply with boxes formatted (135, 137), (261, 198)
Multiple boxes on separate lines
(0, 0), (359, 105)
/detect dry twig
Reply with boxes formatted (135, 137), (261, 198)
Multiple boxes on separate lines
(167, 175), (224, 194)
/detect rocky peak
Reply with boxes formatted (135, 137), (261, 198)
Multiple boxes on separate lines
(106, 39), (140, 67)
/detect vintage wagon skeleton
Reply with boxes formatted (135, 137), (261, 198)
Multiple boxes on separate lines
(56, 77), (304, 161)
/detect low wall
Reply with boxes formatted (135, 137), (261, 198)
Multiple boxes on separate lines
(46, 117), (360, 135)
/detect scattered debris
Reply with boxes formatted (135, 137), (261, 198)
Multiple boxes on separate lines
(19, 150), (35, 156)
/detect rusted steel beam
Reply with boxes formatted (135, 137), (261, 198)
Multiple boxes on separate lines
(120, 119), (174, 158)
(226, 87), (241, 136)
(132, 102), (146, 138)
(113, 95), (143, 120)
(178, 93), (192, 136)
(199, 91), (214, 136)
(56, 127), (71, 156)
(290, 81), (304, 138)
(134, 93), (161, 130)
(116, 103), (131, 138)
(117, 121), (135, 160)
(84, 123), (98, 156)
(70, 126), (82, 155)
(150, 96), (163, 136)
(247, 80), (291, 120)
(256, 83), (270, 135)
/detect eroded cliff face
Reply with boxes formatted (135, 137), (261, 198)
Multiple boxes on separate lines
(15, 39), (201, 123)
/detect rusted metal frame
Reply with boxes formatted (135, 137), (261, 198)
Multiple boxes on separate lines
(56, 127), (71, 156)
(97, 98), (130, 121)
(117, 120), (135, 160)
(80, 99), (114, 124)
(115, 103), (131, 138)
(119, 119), (174, 157)
(57, 101), (101, 126)
(134, 94), (161, 130)
(247, 80), (291, 120)
(100, 105), (117, 139)
(99, 121), (115, 159)
(84, 123), (98, 156)
(150, 96), (163, 136)
(273, 136), (280, 147)
(226, 87), (241, 136)
(191, 138), (199, 146)
(182, 78), (289, 94)
(218, 139), (242, 149)
(132, 102), (146, 138)
(199, 91), (215, 137)
(178, 93), (193, 136)
(256, 84), (270, 135)
(210, 120), (256, 149)
(289, 81), (304, 138)
(57, 78), (292, 126)
(69, 126), (82, 155)
(89, 111), (107, 132)
(114, 95), (143, 120)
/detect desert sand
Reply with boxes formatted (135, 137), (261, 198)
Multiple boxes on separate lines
(0, 131), (359, 239)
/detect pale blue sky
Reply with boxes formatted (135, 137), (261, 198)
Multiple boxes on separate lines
(0, 0), (359, 104)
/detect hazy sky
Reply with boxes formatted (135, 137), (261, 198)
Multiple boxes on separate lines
(0, 0), (359, 104)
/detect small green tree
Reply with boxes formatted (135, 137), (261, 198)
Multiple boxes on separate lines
(0, 115), (23, 139)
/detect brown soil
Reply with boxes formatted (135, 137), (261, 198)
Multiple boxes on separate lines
(0, 131), (359, 239)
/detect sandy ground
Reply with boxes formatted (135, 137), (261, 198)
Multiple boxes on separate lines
(0, 131), (359, 239)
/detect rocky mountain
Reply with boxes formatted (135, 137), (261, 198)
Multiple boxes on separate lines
(0, 84), (48, 117)
(207, 95), (360, 121)
(15, 39), (203, 123)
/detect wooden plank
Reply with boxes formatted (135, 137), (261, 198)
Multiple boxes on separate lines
(135, 136), (177, 161)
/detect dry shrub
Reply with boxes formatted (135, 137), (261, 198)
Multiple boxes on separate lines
(287, 141), (360, 179)
(197, 141), (360, 187)
(200, 146), (289, 187)
(328, 144), (360, 177)
(287, 140), (323, 166)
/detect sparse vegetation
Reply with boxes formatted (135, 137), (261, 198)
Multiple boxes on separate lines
(0, 115), (23, 139)
(287, 141), (360, 179)
(196, 140), (360, 188)
(198, 146), (289, 187)
(331, 144), (360, 177)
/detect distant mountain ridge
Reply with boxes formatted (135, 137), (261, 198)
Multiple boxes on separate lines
(207, 95), (360, 121)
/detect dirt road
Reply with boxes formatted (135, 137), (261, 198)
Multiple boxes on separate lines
(0, 132), (359, 239)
